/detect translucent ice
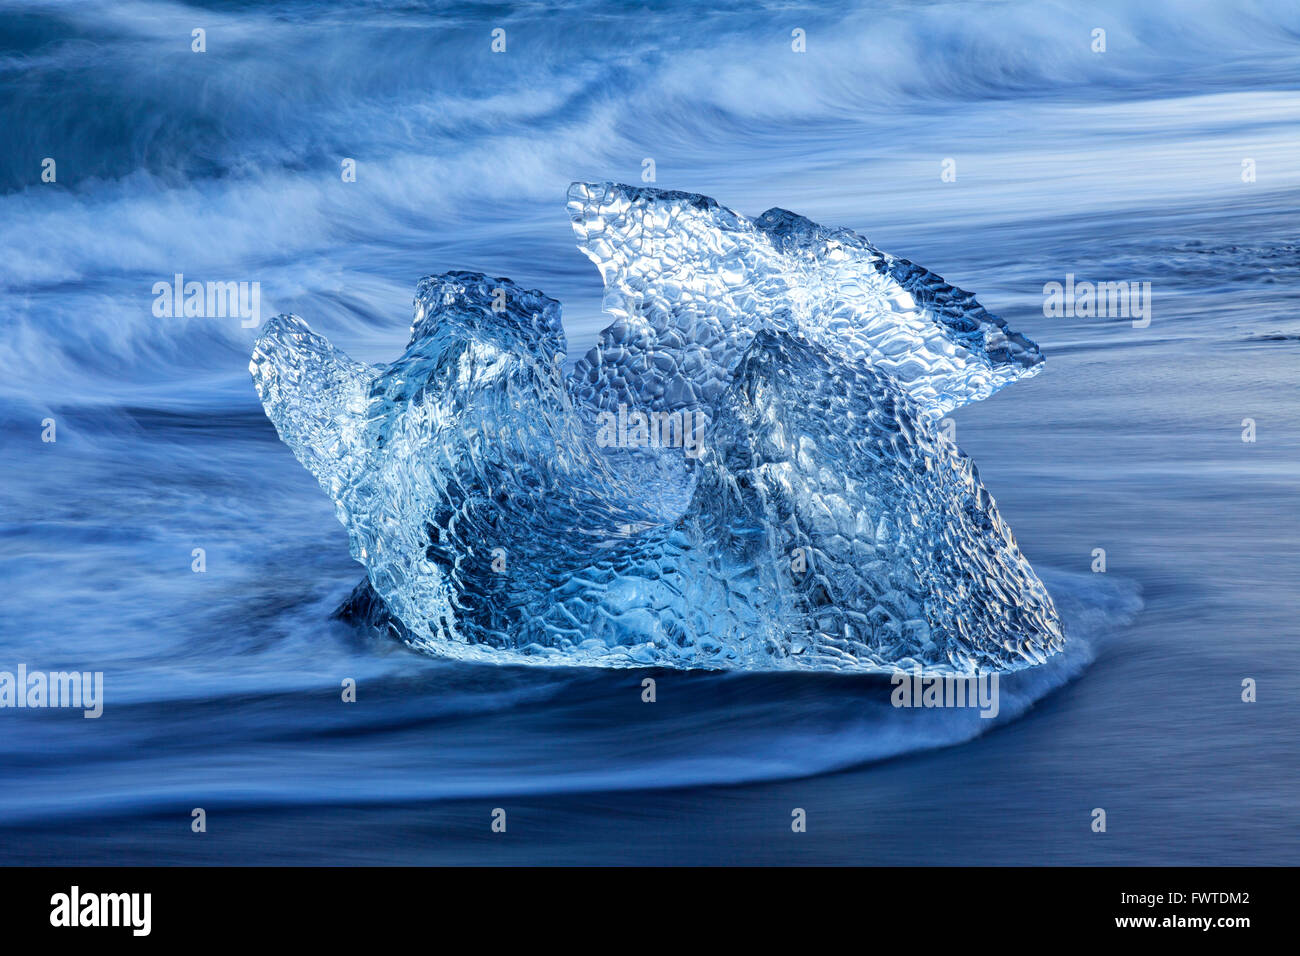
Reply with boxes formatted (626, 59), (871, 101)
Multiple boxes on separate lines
(251, 184), (1063, 672)
(566, 182), (1043, 421)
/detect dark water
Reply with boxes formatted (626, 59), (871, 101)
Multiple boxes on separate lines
(0, 0), (1297, 864)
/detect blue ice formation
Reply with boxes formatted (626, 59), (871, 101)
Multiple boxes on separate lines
(250, 183), (1063, 672)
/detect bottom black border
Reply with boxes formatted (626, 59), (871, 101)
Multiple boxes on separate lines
(0, 866), (1282, 942)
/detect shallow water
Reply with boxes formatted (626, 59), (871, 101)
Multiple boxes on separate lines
(0, 0), (1297, 864)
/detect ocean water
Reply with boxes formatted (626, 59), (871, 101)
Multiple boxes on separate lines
(0, 0), (1297, 864)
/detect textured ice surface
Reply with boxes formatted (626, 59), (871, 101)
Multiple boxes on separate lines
(567, 182), (1043, 421)
(252, 184), (1063, 672)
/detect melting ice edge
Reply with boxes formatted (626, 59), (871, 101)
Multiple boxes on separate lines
(251, 182), (1064, 673)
